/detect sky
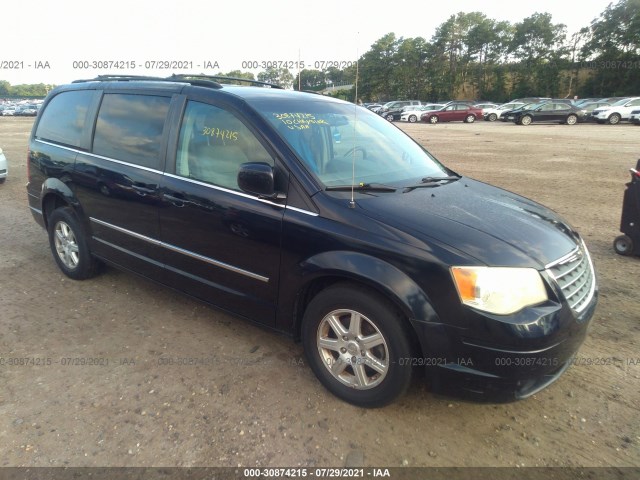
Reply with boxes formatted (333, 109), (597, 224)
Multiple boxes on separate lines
(3, 0), (612, 86)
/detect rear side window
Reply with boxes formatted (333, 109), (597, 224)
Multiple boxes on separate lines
(35, 90), (94, 147)
(93, 94), (171, 170)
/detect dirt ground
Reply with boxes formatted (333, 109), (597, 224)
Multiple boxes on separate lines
(0, 116), (638, 469)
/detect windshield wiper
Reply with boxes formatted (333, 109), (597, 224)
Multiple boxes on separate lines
(402, 176), (460, 193)
(325, 183), (397, 192)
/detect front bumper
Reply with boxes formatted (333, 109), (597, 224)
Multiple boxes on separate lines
(411, 268), (598, 402)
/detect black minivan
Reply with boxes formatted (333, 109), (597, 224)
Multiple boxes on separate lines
(27, 75), (597, 407)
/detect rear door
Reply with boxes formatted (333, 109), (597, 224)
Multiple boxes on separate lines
(74, 92), (172, 278)
(553, 103), (572, 122)
(159, 96), (285, 324)
(535, 103), (557, 122)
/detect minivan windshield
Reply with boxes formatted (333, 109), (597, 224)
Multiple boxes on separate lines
(252, 98), (449, 187)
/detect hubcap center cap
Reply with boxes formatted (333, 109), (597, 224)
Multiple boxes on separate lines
(346, 342), (360, 356)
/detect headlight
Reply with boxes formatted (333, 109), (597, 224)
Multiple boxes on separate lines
(451, 267), (548, 315)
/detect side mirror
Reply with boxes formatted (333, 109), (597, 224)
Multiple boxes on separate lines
(238, 162), (282, 199)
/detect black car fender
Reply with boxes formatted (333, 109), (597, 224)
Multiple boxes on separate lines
(295, 249), (439, 325)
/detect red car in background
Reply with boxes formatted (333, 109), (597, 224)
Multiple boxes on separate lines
(421, 103), (483, 124)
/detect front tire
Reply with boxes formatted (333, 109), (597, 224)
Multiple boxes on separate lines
(408, 115), (417, 123)
(520, 115), (532, 126)
(385, 114), (394, 122)
(608, 113), (621, 125)
(566, 114), (578, 125)
(429, 115), (439, 124)
(48, 207), (100, 280)
(302, 284), (414, 407)
(488, 113), (498, 122)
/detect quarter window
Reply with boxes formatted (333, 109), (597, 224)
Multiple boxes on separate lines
(93, 94), (170, 169)
(175, 101), (273, 190)
(35, 90), (94, 148)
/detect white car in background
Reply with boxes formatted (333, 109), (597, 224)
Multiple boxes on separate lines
(592, 97), (640, 124)
(1, 107), (17, 116)
(483, 102), (525, 122)
(630, 109), (640, 125)
(0, 147), (7, 184)
(474, 103), (499, 114)
(400, 104), (445, 123)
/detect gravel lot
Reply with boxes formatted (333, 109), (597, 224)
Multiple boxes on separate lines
(0, 117), (638, 469)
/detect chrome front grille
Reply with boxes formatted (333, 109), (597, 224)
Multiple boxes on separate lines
(546, 243), (596, 315)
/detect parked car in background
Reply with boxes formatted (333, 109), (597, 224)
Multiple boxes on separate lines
(380, 100), (423, 121)
(16, 106), (39, 116)
(592, 97), (640, 124)
(400, 104), (445, 123)
(501, 103), (539, 122)
(483, 102), (526, 122)
(574, 98), (603, 107)
(473, 103), (499, 113)
(630, 109), (640, 125)
(0, 147), (7, 184)
(512, 102), (585, 125)
(421, 103), (483, 124)
(578, 101), (611, 121)
(512, 97), (552, 104)
(383, 106), (415, 122)
(1, 107), (17, 116)
(365, 103), (383, 113)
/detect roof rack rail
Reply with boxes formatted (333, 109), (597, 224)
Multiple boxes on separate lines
(72, 74), (224, 89)
(169, 74), (283, 89)
(72, 74), (283, 90)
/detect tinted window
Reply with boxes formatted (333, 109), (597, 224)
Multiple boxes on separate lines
(176, 101), (274, 190)
(35, 90), (94, 147)
(93, 94), (170, 169)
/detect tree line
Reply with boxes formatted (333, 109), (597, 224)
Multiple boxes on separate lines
(2, 0), (638, 102)
(264, 0), (640, 102)
(0, 81), (55, 98)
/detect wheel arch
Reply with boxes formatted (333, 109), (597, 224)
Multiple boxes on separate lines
(40, 178), (76, 229)
(289, 251), (438, 352)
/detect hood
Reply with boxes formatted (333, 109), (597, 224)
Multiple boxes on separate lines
(355, 178), (580, 268)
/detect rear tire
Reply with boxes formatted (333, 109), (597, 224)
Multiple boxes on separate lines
(48, 207), (100, 280)
(614, 235), (634, 256)
(464, 114), (475, 123)
(302, 284), (414, 407)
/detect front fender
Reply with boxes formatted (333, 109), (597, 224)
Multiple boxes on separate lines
(294, 250), (440, 327)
